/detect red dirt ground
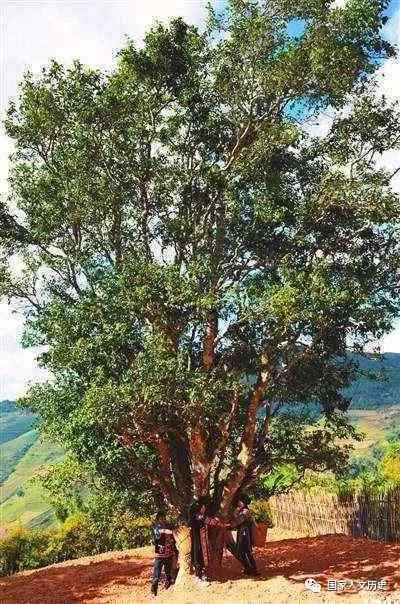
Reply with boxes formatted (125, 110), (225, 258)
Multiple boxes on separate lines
(1, 530), (399, 604)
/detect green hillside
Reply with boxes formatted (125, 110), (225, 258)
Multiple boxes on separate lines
(0, 402), (63, 530)
(0, 429), (38, 483)
(0, 401), (36, 445)
(347, 404), (400, 456)
(0, 437), (64, 529)
(1, 435), (64, 504)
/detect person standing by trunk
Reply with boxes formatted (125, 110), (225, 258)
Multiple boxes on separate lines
(230, 495), (260, 576)
(151, 513), (176, 597)
(188, 497), (211, 585)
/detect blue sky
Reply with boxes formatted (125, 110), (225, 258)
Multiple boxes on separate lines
(0, 0), (399, 399)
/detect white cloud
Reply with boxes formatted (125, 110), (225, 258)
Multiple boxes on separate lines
(3, 0), (208, 102)
(381, 322), (400, 353)
(376, 6), (400, 110)
(302, 111), (335, 138)
(0, 304), (48, 400)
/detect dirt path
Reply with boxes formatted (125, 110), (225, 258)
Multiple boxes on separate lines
(1, 531), (399, 604)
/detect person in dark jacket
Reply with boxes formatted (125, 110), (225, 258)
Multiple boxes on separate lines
(151, 513), (177, 597)
(188, 497), (210, 583)
(188, 498), (230, 582)
(230, 495), (259, 576)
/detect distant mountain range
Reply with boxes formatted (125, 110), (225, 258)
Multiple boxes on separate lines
(346, 353), (400, 409)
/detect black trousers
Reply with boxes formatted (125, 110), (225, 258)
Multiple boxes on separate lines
(226, 541), (257, 572)
(151, 556), (172, 595)
(240, 546), (257, 572)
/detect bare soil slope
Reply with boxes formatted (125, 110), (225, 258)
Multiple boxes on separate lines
(1, 530), (399, 604)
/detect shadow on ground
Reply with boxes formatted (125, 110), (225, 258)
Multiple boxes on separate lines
(1, 534), (399, 603)
(223, 534), (400, 593)
(0, 552), (153, 604)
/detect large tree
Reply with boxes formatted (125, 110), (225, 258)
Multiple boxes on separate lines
(1, 0), (400, 522)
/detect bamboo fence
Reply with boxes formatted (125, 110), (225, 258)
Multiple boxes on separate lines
(269, 487), (400, 543)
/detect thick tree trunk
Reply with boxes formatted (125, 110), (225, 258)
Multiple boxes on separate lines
(188, 423), (211, 497)
(174, 525), (192, 585)
(206, 526), (225, 579)
(220, 354), (270, 514)
(173, 524), (226, 586)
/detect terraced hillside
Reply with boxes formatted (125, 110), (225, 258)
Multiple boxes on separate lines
(0, 401), (36, 447)
(0, 401), (63, 529)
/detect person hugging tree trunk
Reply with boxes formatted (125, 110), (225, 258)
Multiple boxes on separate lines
(187, 497), (230, 584)
(227, 495), (260, 576)
(187, 498), (211, 585)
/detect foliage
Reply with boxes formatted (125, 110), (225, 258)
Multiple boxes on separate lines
(387, 422), (400, 442)
(0, 512), (153, 577)
(303, 434), (400, 495)
(33, 457), (88, 522)
(1, 0), (399, 516)
(254, 464), (301, 499)
(249, 499), (274, 527)
(0, 526), (49, 575)
(35, 456), (159, 523)
(379, 443), (400, 484)
(296, 469), (341, 494)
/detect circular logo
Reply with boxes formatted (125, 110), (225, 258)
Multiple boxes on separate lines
(305, 578), (322, 593)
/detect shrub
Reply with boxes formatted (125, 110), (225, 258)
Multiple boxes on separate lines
(380, 450), (400, 484)
(0, 526), (29, 575)
(111, 513), (153, 550)
(44, 513), (99, 563)
(0, 512), (154, 577)
(0, 526), (52, 575)
(249, 499), (274, 528)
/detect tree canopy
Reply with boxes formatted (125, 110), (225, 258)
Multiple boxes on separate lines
(1, 0), (399, 515)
